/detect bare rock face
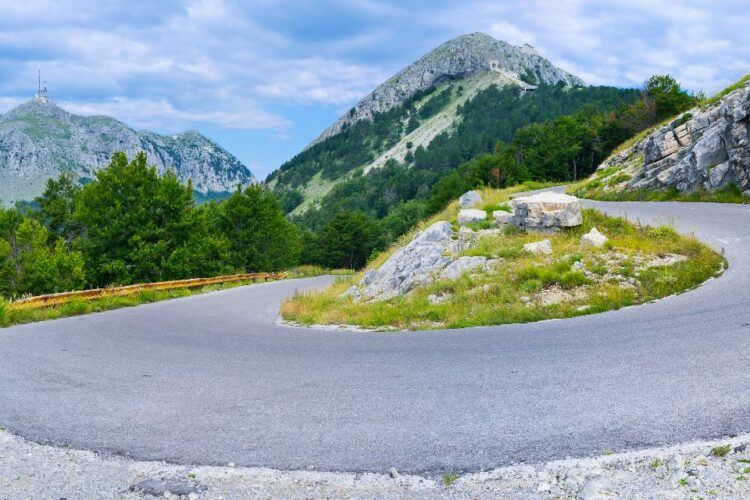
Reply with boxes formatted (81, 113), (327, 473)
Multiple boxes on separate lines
(0, 99), (255, 205)
(615, 82), (750, 194)
(510, 192), (582, 231)
(359, 221), (456, 301)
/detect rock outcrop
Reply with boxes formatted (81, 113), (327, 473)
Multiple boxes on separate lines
(510, 192), (583, 231)
(606, 81), (750, 194)
(359, 221), (457, 301)
(0, 98), (255, 205)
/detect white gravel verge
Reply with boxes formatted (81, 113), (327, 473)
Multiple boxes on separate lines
(3, 428), (750, 498)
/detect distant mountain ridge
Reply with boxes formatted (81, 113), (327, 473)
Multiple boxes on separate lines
(309, 32), (583, 147)
(0, 97), (255, 205)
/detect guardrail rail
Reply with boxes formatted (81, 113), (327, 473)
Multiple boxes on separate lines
(10, 272), (288, 311)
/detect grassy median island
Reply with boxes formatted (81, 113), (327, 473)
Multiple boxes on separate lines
(281, 188), (725, 331)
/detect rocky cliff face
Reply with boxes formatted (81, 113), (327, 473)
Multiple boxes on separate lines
(0, 99), (254, 204)
(310, 32), (583, 147)
(598, 81), (750, 194)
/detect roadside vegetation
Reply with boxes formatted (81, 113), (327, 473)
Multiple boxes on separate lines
(571, 74), (750, 204)
(281, 188), (725, 331)
(571, 182), (750, 205)
(0, 265), (349, 328)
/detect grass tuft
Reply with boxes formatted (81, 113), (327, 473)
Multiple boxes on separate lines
(710, 445), (732, 458)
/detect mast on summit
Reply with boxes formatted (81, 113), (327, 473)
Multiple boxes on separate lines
(36, 69), (49, 104)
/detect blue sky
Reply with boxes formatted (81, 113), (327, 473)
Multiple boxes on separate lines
(1, 0), (748, 179)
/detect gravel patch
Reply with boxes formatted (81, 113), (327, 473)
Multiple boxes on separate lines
(4, 429), (750, 498)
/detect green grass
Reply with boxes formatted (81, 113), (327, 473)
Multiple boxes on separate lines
(702, 74), (750, 108)
(442, 473), (460, 486)
(281, 187), (725, 331)
(710, 444), (732, 458)
(0, 266), (348, 328)
(287, 265), (354, 278)
(571, 182), (749, 205)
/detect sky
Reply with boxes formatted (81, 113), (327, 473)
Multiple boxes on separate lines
(1, 0), (748, 179)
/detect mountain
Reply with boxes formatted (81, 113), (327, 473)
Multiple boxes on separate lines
(267, 33), (640, 222)
(0, 97), (255, 205)
(311, 33), (583, 146)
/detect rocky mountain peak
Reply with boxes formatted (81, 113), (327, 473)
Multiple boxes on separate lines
(0, 100), (255, 205)
(308, 32), (583, 146)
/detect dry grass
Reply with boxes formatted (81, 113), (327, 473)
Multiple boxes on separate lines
(281, 188), (725, 331)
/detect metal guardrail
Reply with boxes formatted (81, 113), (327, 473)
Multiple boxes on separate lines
(9, 272), (288, 311)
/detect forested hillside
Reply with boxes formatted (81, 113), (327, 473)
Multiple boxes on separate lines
(293, 75), (697, 269)
(288, 83), (642, 233)
(0, 152), (296, 299)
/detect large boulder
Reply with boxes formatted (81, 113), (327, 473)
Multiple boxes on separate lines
(459, 190), (483, 208)
(359, 221), (456, 301)
(510, 192), (582, 231)
(458, 209), (488, 225)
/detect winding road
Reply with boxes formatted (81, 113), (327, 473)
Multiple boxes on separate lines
(1, 199), (750, 474)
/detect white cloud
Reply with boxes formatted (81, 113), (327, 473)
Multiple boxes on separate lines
(1, 0), (749, 140)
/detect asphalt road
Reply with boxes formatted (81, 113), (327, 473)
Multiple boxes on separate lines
(1, 200), (750, 474)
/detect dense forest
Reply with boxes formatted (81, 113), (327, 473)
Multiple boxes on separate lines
(0, 76), (697, 299)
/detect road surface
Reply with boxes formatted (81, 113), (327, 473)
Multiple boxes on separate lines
(1, 199), (749, 473)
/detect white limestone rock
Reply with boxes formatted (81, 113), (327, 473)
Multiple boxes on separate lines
(493, 210), (514, 224)
(615, 81), (750, 195)
(524, 239), (552, 255)
(581, 227), (608, 248)
(458, 209), (488, 226)
(459, 190), (483, 208)
(359, 221), (455, 301)
(510, 192), (582, 231)
(440, 256), (488, 280)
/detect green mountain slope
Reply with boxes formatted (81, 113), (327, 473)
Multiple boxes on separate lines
(287, 83), (640, 231)
(266, 33), (584, 213)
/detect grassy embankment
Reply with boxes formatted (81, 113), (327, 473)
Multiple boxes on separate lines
(569, 75), (750, 204)
(281, 187), (725, 331)
(0, 266), (352, 328)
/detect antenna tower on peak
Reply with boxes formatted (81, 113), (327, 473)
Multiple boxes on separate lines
(35, 69), (50, 104)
